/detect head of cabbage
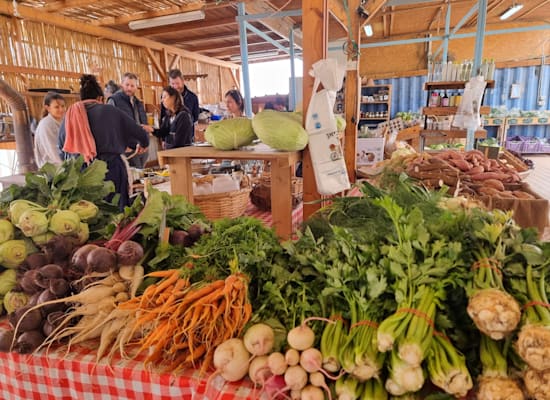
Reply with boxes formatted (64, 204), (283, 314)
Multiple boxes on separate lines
(252, 110), (308, 151)
(205, 118), (256, 150)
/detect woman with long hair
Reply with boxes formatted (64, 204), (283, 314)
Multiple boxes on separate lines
(58, 74), (149, 209)
(153, 86), (194, 149)
(225, 89), (245, 117)
(34, 91), (66, 167)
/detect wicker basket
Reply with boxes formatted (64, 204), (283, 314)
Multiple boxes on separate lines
(250, 172), (303, 211)
(194, 175), (251, 220)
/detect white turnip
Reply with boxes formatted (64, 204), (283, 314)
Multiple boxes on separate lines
(300, 347), (323, 373)
(309, 371), (332, 400)
(287, 324), (315, 351)
(284, 365), (308, 391)
(248, 355), (271, 385)
(301, 385), (324, 400)
(212, 338), (250, 382)
(285, 348), (300, 366)
(243, 323), (275, 356)
(268, 351), (288, 375)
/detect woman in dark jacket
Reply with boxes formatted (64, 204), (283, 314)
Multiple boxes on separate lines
(58, 74), (149, 210)
(153, 86), (194, 149)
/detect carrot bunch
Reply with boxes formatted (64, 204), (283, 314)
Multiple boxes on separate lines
(119, 268), (252, 374)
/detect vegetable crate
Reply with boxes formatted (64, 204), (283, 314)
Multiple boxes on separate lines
(250, 173), (303, 211)
(194, 176), (251, 220)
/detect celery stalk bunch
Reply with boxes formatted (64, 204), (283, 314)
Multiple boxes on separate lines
(477, 335), (524, 400)
(426, 334), (473, 397)
(466, 216), (522, 340)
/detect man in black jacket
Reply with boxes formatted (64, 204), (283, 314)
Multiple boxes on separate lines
(161, 69), (199, 124)
(107, 72), (152, 168)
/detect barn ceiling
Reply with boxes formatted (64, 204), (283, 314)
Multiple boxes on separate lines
(17, 0), (550, 63)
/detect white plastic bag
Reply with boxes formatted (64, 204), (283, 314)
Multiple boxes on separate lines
(305, 59), (350, 195)
(452, 76), (487, 130)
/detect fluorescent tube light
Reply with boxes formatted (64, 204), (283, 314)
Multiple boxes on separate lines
(363, 24), (373, 37)
(230, 51), (279, 62)
(499, 4), (523, 20)
(128, 10), (205, 30)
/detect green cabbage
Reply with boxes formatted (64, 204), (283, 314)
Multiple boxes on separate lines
(16, 210), (49, 237)
(0, 240), (27, 269)
(336, 115), (347, 131)
(252, 110), (308, 151)
(205, 118), (256, 150)
(0, 220), (15, 244)
(69, 200), (99, 221)
(49, 210), (81, 235)
(3, 290), (29, 314)
(0, 269), (16, 296)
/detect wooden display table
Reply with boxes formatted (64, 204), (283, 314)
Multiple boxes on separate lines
(158, 145), (301, 239)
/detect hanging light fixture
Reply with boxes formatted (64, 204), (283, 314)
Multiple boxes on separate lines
(363, 24), (373, 37)
(499, 3), (523, 20)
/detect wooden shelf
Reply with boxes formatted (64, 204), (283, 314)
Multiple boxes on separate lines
(424, 80), (495, 90)
(421, 129), (487, 139)
(422, 106), (491, 116)
(360, 117), (388, 120)
(24, 91), (80, 98)
(361, 101), (389, 104)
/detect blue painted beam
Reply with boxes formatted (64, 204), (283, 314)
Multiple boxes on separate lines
(289, 27), (297, 111)
(442, 3), (451, 62)
(235, 9), (302, 21)
(351, 24), (550, 49)
(473, 0), (488, 75)
(433, 3), (478, 59)
(244, 21), (290, 54)
(237, 3), (253, 117)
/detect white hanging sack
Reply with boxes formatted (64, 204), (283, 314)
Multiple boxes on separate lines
(305, 59), (350, 195)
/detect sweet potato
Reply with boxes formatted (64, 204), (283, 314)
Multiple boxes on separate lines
(470, 172), (509, 181)
(448, 158), (472, 172)
(513, 191), (535, 200)
(466, 165), (485, 175)
(484, 179), (505, 192)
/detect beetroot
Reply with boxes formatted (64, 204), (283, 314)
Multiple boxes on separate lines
(116, 241), (144, 265)
(86, 247), (117, 273)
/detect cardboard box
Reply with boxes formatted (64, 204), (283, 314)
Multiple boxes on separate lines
(357, 137), (385, 166)
(478, 182), (549, 235)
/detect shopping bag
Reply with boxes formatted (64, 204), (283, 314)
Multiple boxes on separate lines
(452, 75), (487, 130)
(305, 59), (350, 195)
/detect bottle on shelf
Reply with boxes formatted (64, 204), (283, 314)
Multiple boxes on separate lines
(441, 91), (449, 107)
(487, 59), (495, 81)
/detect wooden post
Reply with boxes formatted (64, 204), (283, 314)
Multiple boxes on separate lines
(302, 0), (328, 221)
(343, 0), (363, 183)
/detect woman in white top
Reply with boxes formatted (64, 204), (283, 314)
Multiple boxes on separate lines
(34, 92), (66, 167)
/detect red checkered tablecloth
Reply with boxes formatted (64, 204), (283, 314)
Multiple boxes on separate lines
(243, 202), (303, 233)
(0, 320), (258, 400)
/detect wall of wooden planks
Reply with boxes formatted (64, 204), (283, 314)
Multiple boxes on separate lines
(0, 13), (240, 121)
(360, 23), (550, 79)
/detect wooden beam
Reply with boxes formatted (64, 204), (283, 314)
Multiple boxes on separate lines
(302, 0), (328, 220)
(428, 5), (444, 31)
(383, 13), (388, 38)
(168, 54), (181, 71)
(328, 0), (348, 32)
(343, 0), (362, 184)
(466, 0), (503, 28)
(363, 0), (389, 24)
(516, 0), (550, 19)
(92, 2), (205, 27)
(0, 0), (239, 69)
(145, 47), (167, 82)
(389, 6), (395, 37)
(130, 17), (237, 37)
(44, 0), (97, 12)
(165, 29), (272, 45)
(0, 64), (82, 79)
(192, 37), (287, 53)
(243, 0), (303, 49)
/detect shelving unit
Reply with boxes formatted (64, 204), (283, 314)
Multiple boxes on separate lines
(359, 84), (392, 131)
(421, 80), (494, 148)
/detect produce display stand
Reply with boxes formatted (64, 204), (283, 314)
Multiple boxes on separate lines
(0, 319), (255, 400)
(158, 145), (301, 239)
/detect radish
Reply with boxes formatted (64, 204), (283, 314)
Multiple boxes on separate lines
(301, 385), (324, 400)
(243, 323), (275, 356)
(300, 348), (323, 373)
(212, 338), (250, 382)
(268, 351), (288, 375)
(248, 355), (271, 385)
(309, 371), (333, 400)
(285, 348), (300, 366)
